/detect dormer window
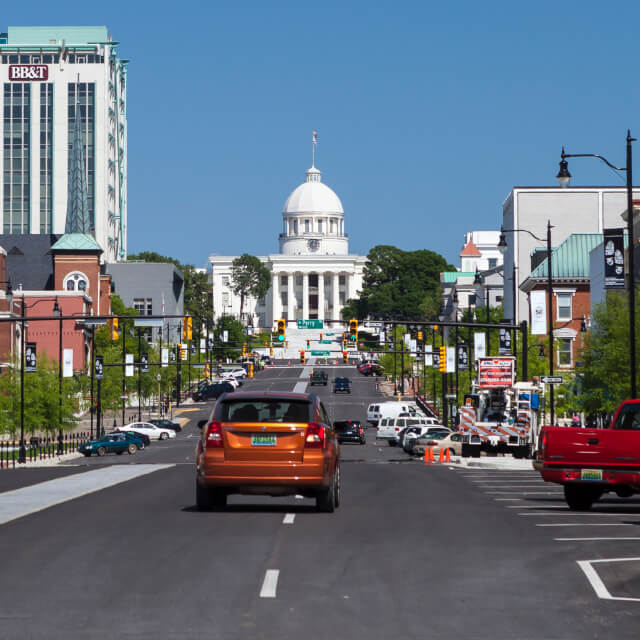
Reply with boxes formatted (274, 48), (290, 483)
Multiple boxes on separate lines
(64, 271), (89, 292)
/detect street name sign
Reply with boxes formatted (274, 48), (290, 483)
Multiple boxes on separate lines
(297, 319), (324, 329)
(541, 376), (563, 384)
(310, 350), (330, 356)
(318, 340), (332, 344)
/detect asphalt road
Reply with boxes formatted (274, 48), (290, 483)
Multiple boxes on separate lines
(0, 363), (639, 639)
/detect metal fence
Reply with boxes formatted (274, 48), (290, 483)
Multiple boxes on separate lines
(0, 432), (90, 469)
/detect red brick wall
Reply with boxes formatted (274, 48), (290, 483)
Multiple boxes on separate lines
(53, 255), (101, 302)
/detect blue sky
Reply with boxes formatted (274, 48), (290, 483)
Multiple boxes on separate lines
(4, 1), (640, 268)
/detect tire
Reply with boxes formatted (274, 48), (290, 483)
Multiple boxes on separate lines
(160, 432), (168, 441)
(97, 446), (106, 457)
(196, 481), (216, 511)
(360, 439), (366, 445)
(83, 452), (91, 457)
(116, 451), (124, 455)
(564, 484), (603, 511)
(388, 440), (396, 447)
(317, 465), (338, 512)
(127, 444), (137, 455)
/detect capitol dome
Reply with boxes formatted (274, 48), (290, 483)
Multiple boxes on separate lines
(283, 166), (344, 215)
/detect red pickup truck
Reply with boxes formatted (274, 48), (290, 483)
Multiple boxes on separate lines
(537, 400), (640, 510)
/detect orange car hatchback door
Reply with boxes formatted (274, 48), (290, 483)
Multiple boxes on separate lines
(219, 399), (312, 464)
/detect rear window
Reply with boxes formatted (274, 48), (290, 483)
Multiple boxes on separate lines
(334, 421), (360, 432)
(218, 399), (311, 423)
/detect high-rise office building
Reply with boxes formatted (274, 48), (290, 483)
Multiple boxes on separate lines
(0, 26), (128, 262)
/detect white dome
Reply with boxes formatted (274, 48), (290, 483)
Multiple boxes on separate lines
(283, 166), (344, 215)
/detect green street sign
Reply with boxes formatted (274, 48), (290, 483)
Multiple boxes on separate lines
(297, 319), (324, 329)
(324, 332), (335, 336)
(318, 340), (332, 344)
(310, 350), (330, 357)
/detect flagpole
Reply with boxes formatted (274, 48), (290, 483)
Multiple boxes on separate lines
(312, 131), (315, 167)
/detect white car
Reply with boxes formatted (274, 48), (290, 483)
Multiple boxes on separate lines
(402, 425), (451, 452)
(116, 422), (176, 440)
(218, 376), (240, 389)
(220, 367), (247, 380)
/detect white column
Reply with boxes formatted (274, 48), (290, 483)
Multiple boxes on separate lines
(302, 272), (309, 320)
(287, 272), (294, 320)
(318, 272), (325, 321)
(272, 272), (281, 323)
(332, 273), (340, 321)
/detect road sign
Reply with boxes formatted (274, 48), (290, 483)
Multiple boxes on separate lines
(318, 340), (332, 344)
(365, 322), (382, 328)
(310, 350), (330, 356)
(541, 376), (563, 384)
(297, 319), (324, 329)
(445, 394), (457, 400)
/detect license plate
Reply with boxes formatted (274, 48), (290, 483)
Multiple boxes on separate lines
(251, 434), (276, 446)
(580, 469), (602, 481)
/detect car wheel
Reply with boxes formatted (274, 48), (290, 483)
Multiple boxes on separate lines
(388, 440), (396, 447)
(196, 481), (216, 511)
(316, 466), (337, 513)
(564, 485), (602, 511)
(360, 439), (366, 445)
(97, 446), (106, 457)
(83, 452), (91, 457)
(128, 444), (137, 455)
(160, 432), (168, 440)
(116, 451), (124, 455)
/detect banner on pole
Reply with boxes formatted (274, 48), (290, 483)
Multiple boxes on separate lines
(63, 348), (74, 377)
(424, 344), (432, 367)
(95, 356), (104, 380)
(432, 351), (440, 369)
(446, 346), (456, 373)
(25, 342), (37, 372)
(457, 344), (469, 370)
(498, 327), (512, 355)
(140, 353), (149, 374)
(604, 228), (625, 288)
(530, 290), (547, 335)
(474, 332), (486, 359)
(161, 348), (169, 368)
(125, 353), (134, 377)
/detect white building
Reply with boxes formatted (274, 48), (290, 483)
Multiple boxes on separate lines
(0, 26), (128, 262)
(209, 162), (366, 328)
(502, 186), (640, 325)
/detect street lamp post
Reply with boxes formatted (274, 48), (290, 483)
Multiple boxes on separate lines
(19, 296), (26, 463)
(557, 132), (637, 397)
(499, 220), (555, 423)
(53, 299), (63, 454)
(473, 268), (490, 355)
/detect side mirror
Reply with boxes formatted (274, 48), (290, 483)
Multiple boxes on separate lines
(197, 419), (207, 430)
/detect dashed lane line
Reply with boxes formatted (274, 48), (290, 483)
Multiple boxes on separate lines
(537, 523), (634, 527)
(555, 537), (640, 541)
(259, 569), (280, 598)
(0, 464), (174, 526)
(283, 513), (295, 524)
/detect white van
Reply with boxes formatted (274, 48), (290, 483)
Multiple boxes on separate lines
(378, 402), (420, 421)
(377, 416), (439, 445)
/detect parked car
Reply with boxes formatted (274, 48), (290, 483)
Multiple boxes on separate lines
(412, 431), (463, 458)
(192, 381), (235, 402)
(394, 418), (447, 447)
(150, 418), (182, 433)
(310, 370), (329, 386)
(117, 431), (148, 449)
(411, 428), (457, 456)
(402, 426), (451, 453)
(334, 420), (365, 445)
(378, 417), (443, 446)
(333, 377), (352, 394)
(115, 421), (176, 440)
(195, 391), (340, 512)
(367, 404), (382, 427)
(79, 433), (138, 457)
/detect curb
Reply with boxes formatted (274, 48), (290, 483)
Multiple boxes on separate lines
(3, 452), (84, 469)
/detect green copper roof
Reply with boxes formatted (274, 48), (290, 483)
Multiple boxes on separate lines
(6, 26), (109, 45)
(51, 233), (102, 252)
(442, 271), (475, 283)
(529, 233), (603, 279)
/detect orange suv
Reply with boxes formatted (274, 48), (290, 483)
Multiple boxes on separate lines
(195, 392), (340, 512)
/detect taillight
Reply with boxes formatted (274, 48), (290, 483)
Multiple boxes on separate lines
(305, 422), (325, 448)
(205, 421), (223, 449)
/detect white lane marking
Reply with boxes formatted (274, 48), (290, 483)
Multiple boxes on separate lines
(577, 558), (640, 602)
(259, 570), (280, 598)
(472, 481), (546, 484)
(283, 513), (295, 524)
(295, 494), (303, 499)
(495, 498), (522, 501)
(0, 464), (174, 526)
(537, 523), (634, 527)
(519, 512), (638, 517)
(507, 504), (565, 509)
(485, 491), (561, 495)
(555, 537), (640, 541)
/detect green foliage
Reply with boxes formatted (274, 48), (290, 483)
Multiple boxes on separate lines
(231, 254), (271, 319)
(213, 315), (247, 360)
(343, 245), (454, 320)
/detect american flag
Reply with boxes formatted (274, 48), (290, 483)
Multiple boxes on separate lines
(312, 130), (318, 144)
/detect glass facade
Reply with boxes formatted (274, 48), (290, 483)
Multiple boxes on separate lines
(39, 83), (53, 232)
(3, 83), (31, 233)
(68, 82), (95, 230)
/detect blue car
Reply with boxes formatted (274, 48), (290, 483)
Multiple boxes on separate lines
(79, 433), (138, 457)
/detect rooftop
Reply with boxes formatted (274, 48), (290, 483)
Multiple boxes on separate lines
(5, 26), (109, 45)
(528, 233), (604, 280)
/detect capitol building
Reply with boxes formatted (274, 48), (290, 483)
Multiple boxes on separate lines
(208, 161), (366, 328)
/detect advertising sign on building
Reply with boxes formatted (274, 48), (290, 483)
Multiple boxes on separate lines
(603, 228), (625, 289)
(9, 65), (48, 81)
(530, 290), (547, 335)
(478, 357), (516, 389)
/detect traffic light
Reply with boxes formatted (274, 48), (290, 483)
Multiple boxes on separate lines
(242, 342), (247, 357)
(204, 363), (210, 379)
(343, 350), (349, 364)
(300, 350), (306, 364)
(183, 316), (192, 341)
(269, 347), (274, 356)
(417, 330), (423, 341)
(180, 345), (187, 361)
(277, 319), (286, 342)
(111, 317), (119, 341)
(342, 332), (347, 348)
(306, 339), (310, 348)
(439, 346), (447, 372)
(349, 319), (358, 342)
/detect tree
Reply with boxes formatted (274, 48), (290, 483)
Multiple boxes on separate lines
(342, 245), (454, 320)
(231, 254), (271, 321)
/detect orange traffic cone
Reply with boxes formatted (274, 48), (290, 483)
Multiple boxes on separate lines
(445, 449), (451, 463)
(438, 448), (444, 463)
(424, 446), (433, 464)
